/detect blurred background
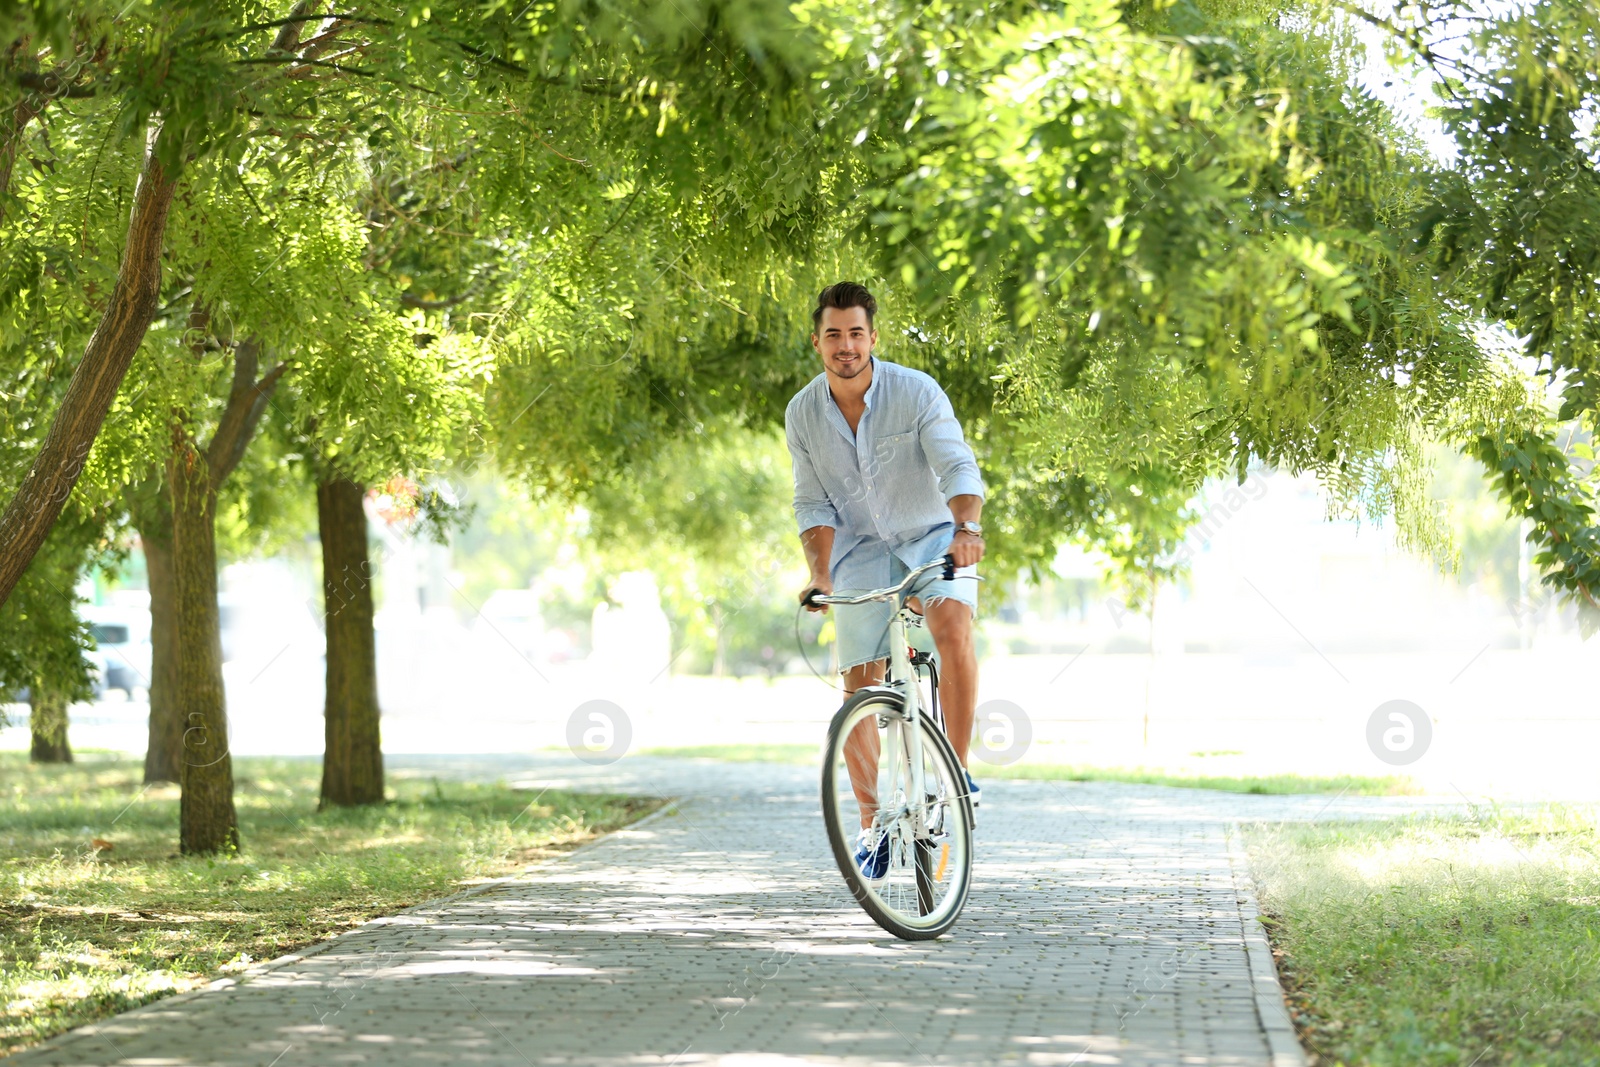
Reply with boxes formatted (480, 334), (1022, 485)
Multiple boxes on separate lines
(7, 443), (1593, 803)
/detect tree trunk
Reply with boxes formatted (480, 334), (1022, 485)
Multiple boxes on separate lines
(0, 94), (44, 226)
(164, 332), (280, 852)
(170, 437), (238, 854)
(28, 683), (72, 763)
(0, 121), (177, 609)
(318, 476), (384, 807)
(141, 519), (182, 783)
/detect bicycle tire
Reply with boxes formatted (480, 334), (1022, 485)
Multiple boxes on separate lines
(820, 688), (974, 940)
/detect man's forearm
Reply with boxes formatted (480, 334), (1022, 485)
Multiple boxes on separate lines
(949, 494), (983, 526)
(800, 524), (835, 580)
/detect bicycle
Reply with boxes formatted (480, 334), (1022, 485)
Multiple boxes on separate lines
(805, 555), (976, 939)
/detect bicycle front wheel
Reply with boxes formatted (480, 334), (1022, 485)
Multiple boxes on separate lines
(821, 689), (974, 940)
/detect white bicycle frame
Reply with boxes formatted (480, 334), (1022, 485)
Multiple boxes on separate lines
(813, 556), (951, 843)
(891, 604), (928, 839)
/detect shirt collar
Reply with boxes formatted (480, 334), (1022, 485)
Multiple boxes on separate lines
(861, 356), (881, 409)
(823, 355), (880, 411)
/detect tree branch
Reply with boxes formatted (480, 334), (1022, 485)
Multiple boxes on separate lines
(400, 291), (473, 310)
(451, 38), (530, 76)
(15, 71), (96, 98)
(442, 35), (645, 98)
(232, 13), (385, 36)
(584, 182), (645, 257)
(1319, 0), (1482, 93)
(270, 0), (319, 53)
(236, 55), (377, 78)
(0, 94), (45, 225)
(235, 53), (441, 95)
(206, 338), (288, 487)
(536, 74), (635, 100)
(0, 120), (179, 608)
(233, 363), (288, 471)
(297, 22), (355, 60)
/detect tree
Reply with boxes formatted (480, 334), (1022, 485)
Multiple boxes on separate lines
(837, 0), (1519, 595)
(126, 477), (180, 782)
(300, 105), (497, 808)
(0, 0), (846, 612)
(4, 1), (1593, 856)
(0, 112), (176, 608)
(133, 131), (471, 839)
(0, 509), (104, 763)
(1415, 0), (1600, 631)
(316, 476), (383, 805)
(0, 0), (857, 845)
(169, 337), (284, 852)
(473, 0), (1512, 609)
(0, 0), (193, 601)
(1312, 0), (1600, 631)
(289, 247), (487, 811)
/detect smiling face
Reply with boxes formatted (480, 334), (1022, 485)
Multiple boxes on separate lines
(812, 305), (877, 380)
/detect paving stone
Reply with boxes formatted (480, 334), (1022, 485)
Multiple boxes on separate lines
(12, 756), (1471, 1067)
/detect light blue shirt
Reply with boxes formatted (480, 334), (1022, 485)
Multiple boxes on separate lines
(784, 358), (986, 591)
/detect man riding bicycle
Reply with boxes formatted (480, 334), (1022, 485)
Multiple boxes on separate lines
(787, 282), (985, 880)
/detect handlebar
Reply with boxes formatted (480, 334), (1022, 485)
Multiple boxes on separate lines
(803, 554), (958, 609)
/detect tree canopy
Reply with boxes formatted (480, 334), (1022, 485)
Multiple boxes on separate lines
(2, 0), (1599, 744)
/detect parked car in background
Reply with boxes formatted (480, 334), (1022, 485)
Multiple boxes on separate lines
(83, 604), (152, 700)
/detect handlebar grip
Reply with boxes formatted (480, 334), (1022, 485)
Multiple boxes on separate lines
(941, 553), (956, 581)
(802, 587), (824, 608)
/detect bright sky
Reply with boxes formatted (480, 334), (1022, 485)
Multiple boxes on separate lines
(1349, 13), (1459, 163)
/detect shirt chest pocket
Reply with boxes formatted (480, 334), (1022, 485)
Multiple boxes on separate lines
(816, 429), (920, 506)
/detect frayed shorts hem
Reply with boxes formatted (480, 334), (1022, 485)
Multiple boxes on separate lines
(831, 563), (977, 675)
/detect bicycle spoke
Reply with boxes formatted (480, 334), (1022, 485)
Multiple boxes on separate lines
(822, 695), (973, 939)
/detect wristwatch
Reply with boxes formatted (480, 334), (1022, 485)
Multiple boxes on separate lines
(956, 520), (984, 537)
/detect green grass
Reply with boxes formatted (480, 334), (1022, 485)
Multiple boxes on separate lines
(1246, 806), (1600, 1065)
(640, 744), (1414, 796)
(992, 764), (1416, 796)
(0, 753), (661, 1056)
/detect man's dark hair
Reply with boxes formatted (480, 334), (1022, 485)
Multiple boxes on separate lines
(812, 282), (877, 330)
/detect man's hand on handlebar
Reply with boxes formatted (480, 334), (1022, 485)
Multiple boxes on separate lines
(801, 573), (833, 613)
(949, 529), (985, 569)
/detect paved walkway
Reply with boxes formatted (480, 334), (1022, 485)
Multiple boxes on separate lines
(13, 757), (1465, 1067)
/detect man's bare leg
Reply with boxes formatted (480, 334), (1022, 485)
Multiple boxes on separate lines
(924, 598), (977, 767)
(843, 660), (885, 830)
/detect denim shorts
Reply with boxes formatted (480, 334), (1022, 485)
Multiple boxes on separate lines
(833, 555), (978, 673)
